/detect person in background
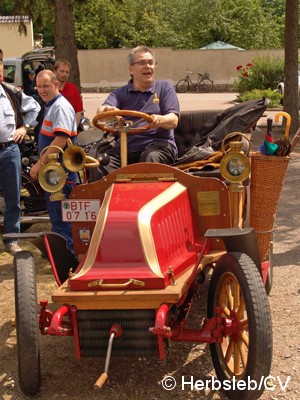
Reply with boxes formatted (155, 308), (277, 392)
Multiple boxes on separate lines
(24, 69), (38, 99)
(96, 45), (179, 176)
(0, 49), (3, 60)
(54, 58), (84, 126)
(0, 60), (40, 255)
(30, 69), (77, 254)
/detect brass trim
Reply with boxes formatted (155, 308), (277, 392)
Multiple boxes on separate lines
(220, 152), (250, 183)
(71, 185), (113, 279)
(197, 191), (220, 216)
(38, 163), (66, 193)
(87, 278), (145, 288)
(138, 182), (187, 278)
(115, 172), (175, 182)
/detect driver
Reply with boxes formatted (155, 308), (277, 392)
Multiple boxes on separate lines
(96, 45), (180, 175)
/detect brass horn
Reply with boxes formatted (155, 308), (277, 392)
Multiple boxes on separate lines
(63, 138), (99, 172)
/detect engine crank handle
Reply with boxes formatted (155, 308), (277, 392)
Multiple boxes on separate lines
(94, 332), (115, 390)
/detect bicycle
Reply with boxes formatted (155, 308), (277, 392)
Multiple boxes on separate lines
(176, 69), (214, 93)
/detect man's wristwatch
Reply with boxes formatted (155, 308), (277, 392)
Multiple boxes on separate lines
(24, 123), (31, 132)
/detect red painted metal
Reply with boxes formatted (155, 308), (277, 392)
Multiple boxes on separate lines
(170, 315), (230, 343)
(43, 234), (62, 286)
(109, 324), (122, 338)
(39, 300), (53, 334)
(151, 305), (237, 356)
(151, 304), (172, 360)
(44, 305), (73, 336)
(261, 260), (270, 284)
(70, 182), (204, 291)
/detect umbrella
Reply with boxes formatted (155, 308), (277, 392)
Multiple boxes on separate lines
(274, 111), (291, 156)
(258, 118), (278, 155)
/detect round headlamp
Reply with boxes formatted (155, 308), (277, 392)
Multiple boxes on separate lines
(38, 154), (67, 193)
(220, 149), (250, 183)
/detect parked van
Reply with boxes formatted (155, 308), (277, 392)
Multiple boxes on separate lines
(3, 47), (55, 90)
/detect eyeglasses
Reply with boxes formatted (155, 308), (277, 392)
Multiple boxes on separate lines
(131, 59), (157, 67)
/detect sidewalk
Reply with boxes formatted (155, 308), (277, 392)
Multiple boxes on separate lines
(82, 92), (278, 128)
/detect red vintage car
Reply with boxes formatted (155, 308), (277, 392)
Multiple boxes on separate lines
(6, 106), (286, 400)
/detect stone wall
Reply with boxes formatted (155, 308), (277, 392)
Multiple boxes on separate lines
(78, 47), (285, 92)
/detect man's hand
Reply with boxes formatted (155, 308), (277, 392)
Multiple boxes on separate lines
(150, 113), (178, 130)
(13, 126), (27, 143)
(30, 160), (41, 180)
(96, 105), (119, 114)
(150, 114), (161, 128)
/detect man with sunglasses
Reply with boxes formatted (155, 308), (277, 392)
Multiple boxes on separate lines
(97, 45), (179, 175)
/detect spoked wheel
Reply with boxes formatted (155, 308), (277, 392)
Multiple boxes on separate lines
(14, 251), (41, 395)
(207, 252), (272, 400)
(198, 78), (214, 93)
(176, 79), (189, 93)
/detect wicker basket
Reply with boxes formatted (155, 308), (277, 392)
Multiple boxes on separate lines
(250, 151), (290, 261)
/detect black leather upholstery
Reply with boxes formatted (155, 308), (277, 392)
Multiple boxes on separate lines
(175, 110), (222, 158)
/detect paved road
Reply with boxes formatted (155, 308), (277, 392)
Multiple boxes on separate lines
(82, 92), (279, 129)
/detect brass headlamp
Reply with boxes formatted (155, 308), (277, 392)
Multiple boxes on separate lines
(220, 132), (250, 185)
(38, 147), (67, 201)
(38, 140), (100, 201)
(220, 133), (251, 228)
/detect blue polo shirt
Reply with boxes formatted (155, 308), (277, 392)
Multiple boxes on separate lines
(103, 80), (180, 156)
(38, 93), (77, 154)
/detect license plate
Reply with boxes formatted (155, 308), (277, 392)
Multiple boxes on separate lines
(61, 199), (100, 222)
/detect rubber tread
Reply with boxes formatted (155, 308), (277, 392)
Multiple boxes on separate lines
(207, 252), (272, 400)
(14, 251), (41, 395)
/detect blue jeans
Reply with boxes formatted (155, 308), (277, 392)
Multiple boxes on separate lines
(0, 144), (21, 245)
(44, 172), (77, 254)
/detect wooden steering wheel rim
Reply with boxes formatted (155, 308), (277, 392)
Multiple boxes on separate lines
(92, 110), (154, 134)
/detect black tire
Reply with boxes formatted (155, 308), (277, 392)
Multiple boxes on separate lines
(207, 252), (272, 400)
(198, 78), (214, 93)
(14, 251), (41, 395)
(176, 79), (189, 93)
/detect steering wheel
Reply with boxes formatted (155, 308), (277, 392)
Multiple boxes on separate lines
(92, 110), (154, 134)
(92, 110), (155, 168)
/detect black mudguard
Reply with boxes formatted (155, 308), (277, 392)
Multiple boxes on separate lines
(204, 227), (262, 276)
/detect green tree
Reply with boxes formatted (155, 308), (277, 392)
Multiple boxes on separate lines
(0, 0), (291, 51)
(0, 0), (84, 89)
(283, 0), (299, 134)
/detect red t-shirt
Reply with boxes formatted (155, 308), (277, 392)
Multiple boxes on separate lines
(60, 82), (83, 113)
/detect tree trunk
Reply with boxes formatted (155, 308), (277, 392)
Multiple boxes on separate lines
(54, 0), (81, 91)
(283, 0), (299, 135)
